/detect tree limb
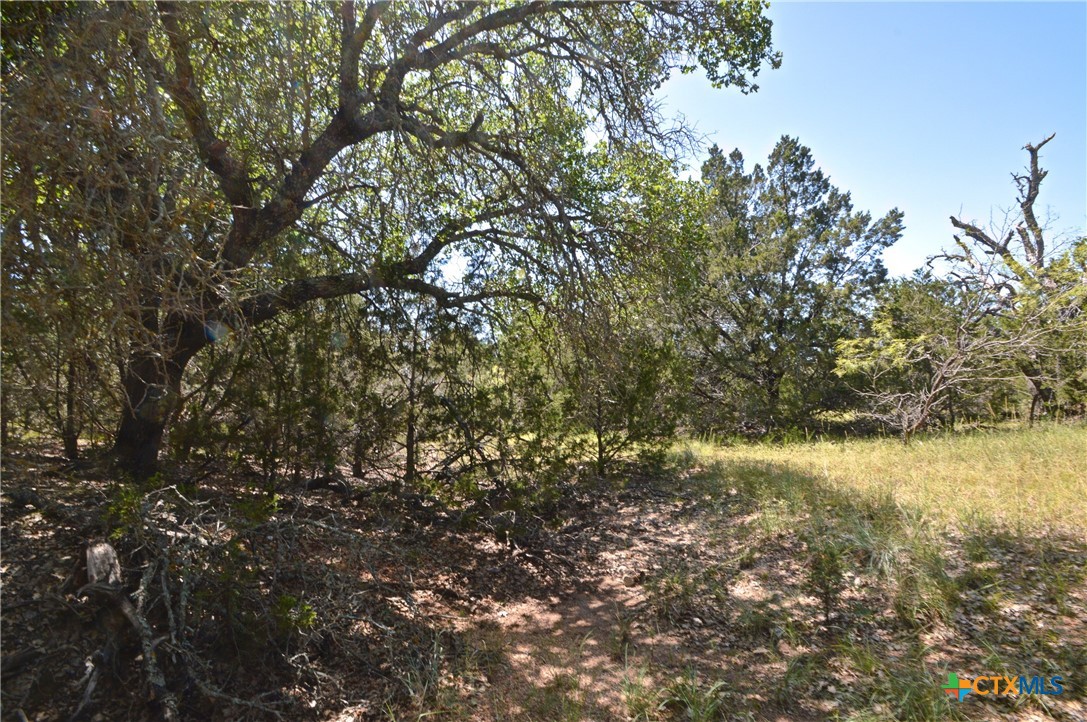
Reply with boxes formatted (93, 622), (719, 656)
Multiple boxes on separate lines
(233, 270), (539, 329)
(949, 216), (1011, 257)
(154, 3), (255, 215)
(1016, 132), (1055, 269)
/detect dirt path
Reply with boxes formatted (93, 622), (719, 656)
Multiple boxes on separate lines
(4, 454), (1084, 722)
(468, 500), (687, 720)
(448, 489), (800, 722)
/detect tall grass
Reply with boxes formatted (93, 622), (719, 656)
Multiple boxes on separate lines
(677, 423), (1087, 531)
(665, 423), (1085, 720)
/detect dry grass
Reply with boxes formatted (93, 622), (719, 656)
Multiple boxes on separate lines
(661, 423), (1087, 721)
(677, 423), (1087, 531)
(6, 427), (1084, 721)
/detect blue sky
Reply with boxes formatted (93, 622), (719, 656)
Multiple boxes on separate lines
(658, 1), (1086, 277)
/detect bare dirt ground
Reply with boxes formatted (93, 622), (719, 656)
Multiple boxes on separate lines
(2, 450), (1085, 721)
(440, 478), (1086, 722)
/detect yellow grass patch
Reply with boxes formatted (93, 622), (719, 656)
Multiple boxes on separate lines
(678, 423), (1087, 531)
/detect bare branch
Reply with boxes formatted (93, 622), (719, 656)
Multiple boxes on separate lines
(1016, 132), (1055, 269)
(949, 216), (1010, 257)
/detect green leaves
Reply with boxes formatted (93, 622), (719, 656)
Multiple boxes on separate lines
(3, 0), (781, 465)
(687, 136), (903, 431)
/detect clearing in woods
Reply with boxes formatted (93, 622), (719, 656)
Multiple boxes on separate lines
(1, 424), (1085, 721)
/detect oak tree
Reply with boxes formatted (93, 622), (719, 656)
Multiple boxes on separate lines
(2, 1), (779, 474)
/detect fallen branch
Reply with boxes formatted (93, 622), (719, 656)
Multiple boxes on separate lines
(75, 542), (179, 722)
(68, 650), (105, 722)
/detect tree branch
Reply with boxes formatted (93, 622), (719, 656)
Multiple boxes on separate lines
(154, 3), (255, 213)
(1016, 132), (1055, 269)
(948, 216), (1011, 257)
(339, 1), (388, 109)
(232, 270), (539, 329)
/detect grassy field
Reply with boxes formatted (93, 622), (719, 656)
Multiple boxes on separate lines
(650, 423), (1087, 721)
(390, 424), (1087, 721)
(677, 423), (1087, 531)
(4, 425), (1084, 721)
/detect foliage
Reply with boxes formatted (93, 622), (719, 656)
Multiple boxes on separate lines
(684, 136), (903, 433)
(833, 136), (1085, 440)
(272, 594), (317, 637)
(836, 272), (1023, 441)
(1, 0), (780, 473)
(558, 305), (687, 476)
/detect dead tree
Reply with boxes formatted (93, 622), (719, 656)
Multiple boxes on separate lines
(943, 134), (1072, 425)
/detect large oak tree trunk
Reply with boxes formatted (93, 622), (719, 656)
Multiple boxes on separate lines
(112, 321), (206, 478)
(112, 357), (179, 478)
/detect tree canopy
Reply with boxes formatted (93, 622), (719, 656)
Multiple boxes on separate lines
(685, 136), (903, 431)
(2, 0), (780, 473)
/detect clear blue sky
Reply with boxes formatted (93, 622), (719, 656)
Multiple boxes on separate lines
(658, 1), (1086, 277)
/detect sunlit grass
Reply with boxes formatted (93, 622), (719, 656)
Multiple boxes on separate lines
(666, 423), (1085, 720)
(676, 423), (1087, 531)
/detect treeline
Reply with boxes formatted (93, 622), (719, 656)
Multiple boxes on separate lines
(2, 3), (1085, 497)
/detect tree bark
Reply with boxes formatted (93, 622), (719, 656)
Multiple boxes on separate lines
(112, 359), (176, 478)
(111, 320), (205, 478)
